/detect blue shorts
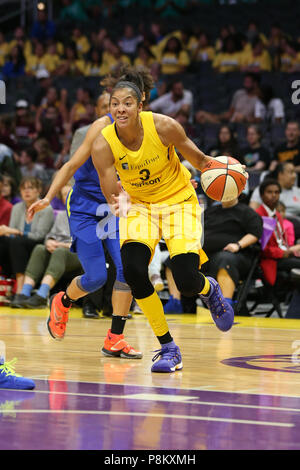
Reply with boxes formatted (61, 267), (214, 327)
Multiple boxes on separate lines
(66, 187), (126, 291)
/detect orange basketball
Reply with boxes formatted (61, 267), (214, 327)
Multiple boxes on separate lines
(200, 156), (247, 202)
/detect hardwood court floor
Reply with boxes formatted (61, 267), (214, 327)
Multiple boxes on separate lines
(1, 305), (300, 450)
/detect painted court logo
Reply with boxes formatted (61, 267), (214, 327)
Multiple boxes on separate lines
(222, 354), (300, 373)
(0, 80), (6, 104)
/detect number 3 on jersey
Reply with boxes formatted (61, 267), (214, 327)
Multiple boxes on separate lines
(139, 169), (150, 181)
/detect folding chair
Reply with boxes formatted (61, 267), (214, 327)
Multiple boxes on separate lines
(234, 217), (289, 318)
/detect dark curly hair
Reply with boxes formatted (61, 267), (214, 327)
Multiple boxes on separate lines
(101, 64), (154, 105)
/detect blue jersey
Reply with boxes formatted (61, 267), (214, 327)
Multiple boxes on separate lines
(72, 113), (114, 205)
(67, 113), (118, 246)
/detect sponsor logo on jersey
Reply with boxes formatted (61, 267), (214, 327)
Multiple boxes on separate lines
(130, 177), (161, 187)
(129, 155), (160, 170)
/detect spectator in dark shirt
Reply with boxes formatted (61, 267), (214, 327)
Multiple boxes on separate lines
(0, 143), (22, 185)
(208, 125), (241, 160)
(0, 116), (18, 151)
(33, 69), (53, 108)
(202, 197), (263, 307)
(240, 124), (270, 171)
(33, 138), (55, 170)
(269, 121), (300, 175)
(31, 9), (56, 42)
(2, 45), (25, 79)
(1, 174), (21, 205)
(36, 105), (65, 154)
(14, 100), (36, 146)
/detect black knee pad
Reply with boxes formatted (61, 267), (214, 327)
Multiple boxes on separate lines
(121, 242), (154, 298)
(171, 253), (205, 297)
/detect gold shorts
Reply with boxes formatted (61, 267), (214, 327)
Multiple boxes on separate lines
(119, 192), (208, 267)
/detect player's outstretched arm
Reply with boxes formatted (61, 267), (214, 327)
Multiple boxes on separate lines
(91, 134), (129, 216)
(27, 116), (111, 221)
(154, 113), (213, 171)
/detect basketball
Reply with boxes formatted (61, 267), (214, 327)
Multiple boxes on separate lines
(200, 156), (247, 202)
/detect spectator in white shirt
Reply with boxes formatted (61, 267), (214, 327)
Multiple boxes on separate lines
(195, 72), (260, 124)
(118, 24), (143, 56)
(254, 84), (285, 124)
(149, 79), (193, 122)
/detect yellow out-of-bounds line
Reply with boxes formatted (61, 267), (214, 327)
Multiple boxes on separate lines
(161, 307), (300, 330)
(194, 307), (300, 330)
(0, 306), (83, 319)
(1, 305), (300, 330)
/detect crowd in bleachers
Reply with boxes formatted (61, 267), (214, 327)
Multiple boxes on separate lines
(1, 9), (300, 80)
(1, 0), (300, 316)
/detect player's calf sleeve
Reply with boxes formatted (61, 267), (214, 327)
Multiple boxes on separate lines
(135, 292), (169, 338)
(121, 242), (170, 337)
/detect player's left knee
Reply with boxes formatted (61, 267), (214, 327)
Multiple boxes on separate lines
(171, 253), (204, 297)
(174, 275), (201, 297)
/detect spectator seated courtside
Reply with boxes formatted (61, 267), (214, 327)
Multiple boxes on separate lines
(0, 177), (54, 307)
(255, 179), (300, 317)
(14, 184), (83, 309)
(201, 196), (263, 310)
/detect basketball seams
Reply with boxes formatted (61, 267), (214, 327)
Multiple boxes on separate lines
(201, 165), (227, 174)
(204, 173), (227, 200)
(227, 168), (246, 176)
(227, 173), (239, 192)
(222, 162), (229, 200)
(226, 161), (239, 198)
(202, 163), (229, 201)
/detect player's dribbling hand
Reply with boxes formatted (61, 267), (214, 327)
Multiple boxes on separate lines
(191, 178), (198, 189)
(27, 198), (50, 222)
(241, 165), (249, 179)
(111, 182), (131, 217)
(201, 155), (215, 171)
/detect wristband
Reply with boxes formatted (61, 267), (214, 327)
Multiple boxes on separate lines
(236, 241), (242, 250)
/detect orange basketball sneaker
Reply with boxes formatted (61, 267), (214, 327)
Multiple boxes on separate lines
(47, 292), (71, 340)
(102, 329), (143, 359)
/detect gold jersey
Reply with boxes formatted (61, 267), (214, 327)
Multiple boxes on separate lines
(101, 111), (194, 204)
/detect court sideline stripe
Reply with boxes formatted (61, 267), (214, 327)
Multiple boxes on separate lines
(15, 389), (300, 414)
(0, 408), (293, 427)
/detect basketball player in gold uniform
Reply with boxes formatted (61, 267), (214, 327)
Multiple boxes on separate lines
(91, 77), (235, 373)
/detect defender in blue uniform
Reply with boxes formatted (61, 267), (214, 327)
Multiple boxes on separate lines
(66, 115), (126, 296)
(27, 69), (154, 358)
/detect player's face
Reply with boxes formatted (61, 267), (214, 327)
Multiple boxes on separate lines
(110, 88), (142, 128)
